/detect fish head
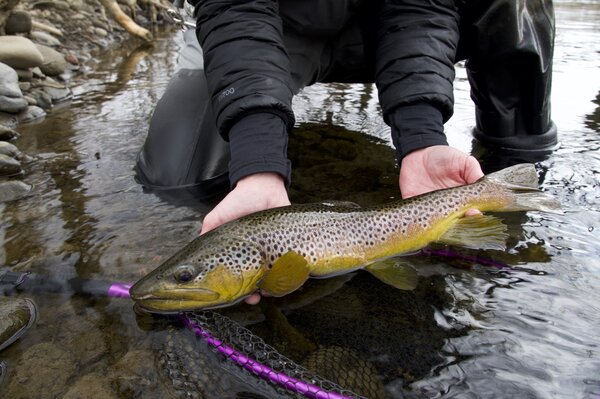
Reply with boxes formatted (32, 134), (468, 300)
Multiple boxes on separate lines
(130, 234), (267, 313)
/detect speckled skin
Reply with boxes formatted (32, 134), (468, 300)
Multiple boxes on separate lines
(131, 164), (554, 311)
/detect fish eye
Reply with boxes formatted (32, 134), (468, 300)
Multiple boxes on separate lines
(174, 266), (195, 283)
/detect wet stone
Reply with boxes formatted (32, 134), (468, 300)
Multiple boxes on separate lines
(0, 153), (22, 176)
(5, 342), (77, 399)
(110, 349), (163, 399)
(0, 180), (33, 202)
(30, 31), (62, 47)
(35, 44), (67, 77)
(0, 95), (28, 114)
(63, 372), (119, 399)
(0, 126), (20, 141)
(17, 105), (46, 124)
(4, 10), (33, 35)
(0, 141), (20, 157)
(29, 88), (53, 110)
(0, 61), (22, 98)
(0, 296), (37, 352)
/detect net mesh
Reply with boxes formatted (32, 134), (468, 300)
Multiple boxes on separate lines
(177, 310), (366, 399)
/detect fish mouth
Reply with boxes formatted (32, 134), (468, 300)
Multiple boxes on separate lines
(131, 288), (221, 313)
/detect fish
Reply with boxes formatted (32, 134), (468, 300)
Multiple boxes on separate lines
(130, 163), (560, 312)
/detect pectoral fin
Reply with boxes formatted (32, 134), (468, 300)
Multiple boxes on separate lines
(366, 259), (419, 290)
(439, 214), (508, 251)
(259, 251), (310, 297)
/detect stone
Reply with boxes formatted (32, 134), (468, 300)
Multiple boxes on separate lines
(35, 44), (67, 76)
(0, 114), (19, 131)
(4, 10), (33, 34)
(63, 373), (118, 399)
(41, 85), (72, 103)
(23, 95), (37, 105)
(18, 81), (31, 91)
(0, 180), (32, 202)
(32, 1), (71, 11)
(15, 68), (34, 81)
(0, 153), (22, 176)
(0, 36), (44, 70)
(0, 296), (37, 351)
(0, 61), (22, 97)
(17, 105), (46, 123)
(0, 95), (28, 113)
(29, 89), (53, 109)
(0, 141), (20, 157)
(30, 31), (62, 47)
(5, 342), (77, 399)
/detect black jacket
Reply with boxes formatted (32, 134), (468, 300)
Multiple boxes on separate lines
(193, 0), (457, 186)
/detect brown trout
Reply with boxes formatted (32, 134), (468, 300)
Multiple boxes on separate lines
(130, 163), (560, 312)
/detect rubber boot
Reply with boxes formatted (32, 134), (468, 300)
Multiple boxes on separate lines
(459, 0), (558, 152)
(134, 29), (230, 202)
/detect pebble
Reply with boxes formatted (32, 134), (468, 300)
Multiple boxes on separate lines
(0, 61), (22, 98)
(0, 141), (20, 157)
(17, 105), (46, 124)
(4, 10), (33, 35)
(36, 44), (68, 77)
(0, 95), (28, 114)
(0, 126), (19, 140)
(0, 36), (44, 69)
(0, 296), (37, 352)
(0, 153), (22, 176)
(30, 31), (62, 47)
(0, 180), (33, 202)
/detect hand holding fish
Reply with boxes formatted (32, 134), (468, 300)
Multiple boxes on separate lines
(399, 145), (484, 199)
(200, 172), (290, 235)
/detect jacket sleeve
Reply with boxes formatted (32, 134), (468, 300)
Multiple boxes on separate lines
(376, 0), (461, 159)
(195, 0), (296, 138)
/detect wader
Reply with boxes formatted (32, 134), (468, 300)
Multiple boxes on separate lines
(134, 0), (557, 197)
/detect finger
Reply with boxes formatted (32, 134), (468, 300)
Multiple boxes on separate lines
(465, 208), (482, 217)
(244, 293), (261, 305)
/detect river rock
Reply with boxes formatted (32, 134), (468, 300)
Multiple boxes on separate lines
(110, 349), (160, 397)
(17, 105), (46, 123)
(36, 44), (67, 76)
(30, 31), (62, 47)
(0, 141), (20, 157)
(0, 180), (33, 202)
(29, 88), (52, 110)
(63, 372), (118, 399)
(0, 296), (37, 352)
(0, 61), (22, 98)
(5, 342), (77, 399)
(0, 113), (19, 130)
(4, 10), (33, 34)
(0, 36), (44, 69)
(0, 95), (28, 114)
(0, 153), (22, 176)
(32, 1), (71, 11)
(15, 68), (33, 82)
(42, 84), (72, 103)
(19, 82), (31, 92)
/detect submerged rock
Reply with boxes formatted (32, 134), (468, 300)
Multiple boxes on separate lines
(0, 125), (20, 140)
(0, 296), (37, 352)
(17, 105), (46, 124)
(36, 44), (67, 77)
(0, 141), (20, 158)
(0, 153), (22, 176)
(0, 180), (32, 202)
(5, 342), (77, 399)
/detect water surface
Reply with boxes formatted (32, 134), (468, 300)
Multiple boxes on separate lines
(1, 2), (599, 398)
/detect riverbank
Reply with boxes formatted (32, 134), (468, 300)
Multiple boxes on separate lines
(0, 0), (175, 200)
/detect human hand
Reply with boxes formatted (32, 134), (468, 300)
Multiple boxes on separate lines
(399, 145), (483, 216)
(200, 172), (290, 305)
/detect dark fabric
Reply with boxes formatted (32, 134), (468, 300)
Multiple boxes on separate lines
(135, 68), (229, 193)
(142, 0), (556, 195)
(390, 103), (448, 161)
(228, 113), (291, 188)
(460, 0), (557, 150)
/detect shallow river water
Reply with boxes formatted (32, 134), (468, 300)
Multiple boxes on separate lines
(1, 1), (599, 398)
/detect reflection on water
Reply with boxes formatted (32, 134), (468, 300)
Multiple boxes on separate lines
(1, 1), (600, 398)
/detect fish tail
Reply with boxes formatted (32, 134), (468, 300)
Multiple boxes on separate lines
(484, 163), (562, 213)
